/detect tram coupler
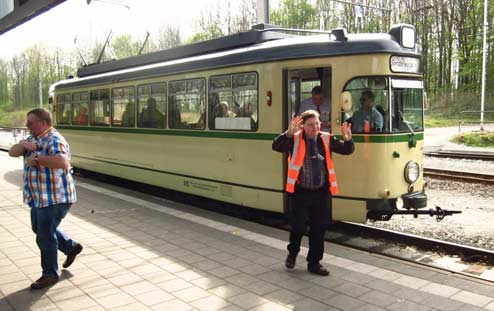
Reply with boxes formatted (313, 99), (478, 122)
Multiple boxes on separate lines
(429, 205), (462, 221)
(367, 206), (461, 222)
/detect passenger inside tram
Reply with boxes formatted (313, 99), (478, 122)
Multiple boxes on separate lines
(219, 101), (236, 118)
(122, 102), (135, 127)
(140, 97), (165, 128)
(238, 102), (257, 128)
(74, 106), (88, 125)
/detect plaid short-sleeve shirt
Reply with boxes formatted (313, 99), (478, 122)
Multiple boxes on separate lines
(23, 127), (77, 208)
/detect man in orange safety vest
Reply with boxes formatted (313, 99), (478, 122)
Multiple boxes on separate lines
(272, 109), (354, 276)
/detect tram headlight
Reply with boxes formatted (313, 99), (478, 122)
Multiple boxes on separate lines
(404, 161), (420, 184)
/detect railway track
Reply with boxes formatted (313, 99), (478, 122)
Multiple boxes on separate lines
(423, 167), (494, 184)
(327, 222), (494, 282)
(424, 150), (494, 161)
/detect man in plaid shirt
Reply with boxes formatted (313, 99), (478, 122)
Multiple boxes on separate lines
(9, 108), (82, 289)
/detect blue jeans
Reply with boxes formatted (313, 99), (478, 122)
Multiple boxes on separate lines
(30, 203), (76, 277)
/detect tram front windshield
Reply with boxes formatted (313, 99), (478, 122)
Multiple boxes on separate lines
(390, 79), (424, 133)
(344, 77), (424, 133)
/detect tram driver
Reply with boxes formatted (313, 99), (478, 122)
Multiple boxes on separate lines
(350, 90), (383, 133)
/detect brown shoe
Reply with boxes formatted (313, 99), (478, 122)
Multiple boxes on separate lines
(285, 254), (296, 269)
(30, 276), (59, 289)
(308, 263), (330, 276)
(63, 243), (83, 268)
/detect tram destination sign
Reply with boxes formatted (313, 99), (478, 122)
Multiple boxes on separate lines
(0, 0), (65, 35)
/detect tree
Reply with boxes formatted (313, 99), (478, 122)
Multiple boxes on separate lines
(190, 6), (225, 43)
(10, 54), (27, 109)
(0, 60), (9, 105)
(270, 0), (318, 29)
(189, 0), (256, 43)
(111, 34), (141, 59)
(156, 25), (181, 50)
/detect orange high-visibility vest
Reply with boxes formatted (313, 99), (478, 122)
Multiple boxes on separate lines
(286, 130), (339, 195)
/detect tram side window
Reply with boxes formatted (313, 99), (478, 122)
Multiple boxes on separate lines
(72, 92), (89, 126)
(56, 94), (71, 125)
(137, 83), (166, 129)
(90, 89), (110, 126)
(168, 78), (205, 129)
(209, 72), (258, 131)
(344, 77), (388, 133)
(112, 86), (135, 127)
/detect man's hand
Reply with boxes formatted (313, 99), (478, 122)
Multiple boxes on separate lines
(21, 141), (37, 152)
(341, 122), (352, 141)
(27, 153), (38, 167)
(287, 116), (303, 137)
(8, 140), (37, 157)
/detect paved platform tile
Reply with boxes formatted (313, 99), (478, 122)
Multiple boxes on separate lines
(2, 154), (494, 311)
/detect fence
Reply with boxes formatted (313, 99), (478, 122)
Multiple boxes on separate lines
(458, 111), (494, 134)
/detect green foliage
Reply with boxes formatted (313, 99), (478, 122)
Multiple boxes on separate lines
(0, 106), (30, 127)
(427, 91), (494, 122)
(189, 24), (224, 43)
(424, 116), (459, 127)
(112, 34), (141, 59)
(451, 132), (494, 147)
(270, 0), (318, 29)
(0, 44), (77, 113)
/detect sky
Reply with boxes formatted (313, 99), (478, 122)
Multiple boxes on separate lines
(0, 0), (261, 59)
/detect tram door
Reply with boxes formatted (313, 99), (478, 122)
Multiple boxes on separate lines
(282, 67), (332, 215)
(284, 67), (332, 129)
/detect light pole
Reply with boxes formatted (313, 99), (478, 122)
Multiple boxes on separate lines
(257, 0), (269, 24)
(480, 0), (488, 131)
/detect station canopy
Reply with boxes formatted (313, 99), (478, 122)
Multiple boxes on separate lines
(0, 0), (65, 35)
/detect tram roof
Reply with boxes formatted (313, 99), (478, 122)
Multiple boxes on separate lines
(52, 25), (420, 91)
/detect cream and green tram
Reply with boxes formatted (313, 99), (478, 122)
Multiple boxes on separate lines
(49, 24), (454, 223)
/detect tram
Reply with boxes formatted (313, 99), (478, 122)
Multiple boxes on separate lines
(49, 23), (457, 222)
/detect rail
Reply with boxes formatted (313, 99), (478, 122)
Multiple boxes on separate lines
(330, 222), (494, 282)
(424, 150), (494, 161)
(424, 167), (494, 184)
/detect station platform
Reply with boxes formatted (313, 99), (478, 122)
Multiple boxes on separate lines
(1, 152), (494, 311)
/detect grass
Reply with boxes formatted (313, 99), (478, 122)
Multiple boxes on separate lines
(451, 132), (494, 148)
(424, 116), (459, 127)
(425, 114), (494, 128)
(0, 109), (30, 128)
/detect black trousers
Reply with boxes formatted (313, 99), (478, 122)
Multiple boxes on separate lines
(287, 187), (331, 266)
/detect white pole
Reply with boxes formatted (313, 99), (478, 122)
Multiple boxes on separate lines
(257, 0), (269, 24)
(480, 0), (488, 131)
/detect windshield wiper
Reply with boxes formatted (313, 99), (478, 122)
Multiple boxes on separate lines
(398, 110), (415, 135)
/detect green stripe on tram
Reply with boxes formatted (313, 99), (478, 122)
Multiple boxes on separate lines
(56, 125), (278, 140)
(339, 133), (424, 143)
(56, 125), (423, 142)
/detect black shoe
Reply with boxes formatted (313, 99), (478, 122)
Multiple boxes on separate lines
(30, 276), (59, 289)
(63, 243), (83, 268)
(308, 263), (330, 276)
(285, 254), (296, 269)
